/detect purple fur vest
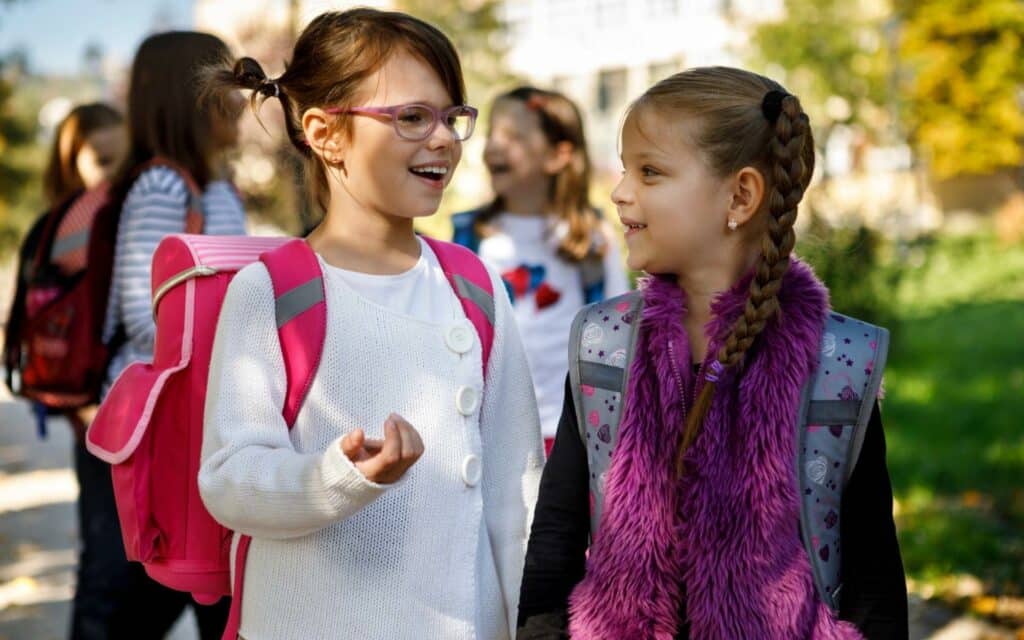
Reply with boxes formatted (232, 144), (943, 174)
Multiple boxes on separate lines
(567, 260), (864, 640)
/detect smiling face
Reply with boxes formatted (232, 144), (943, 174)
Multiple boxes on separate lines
(483, 97), (555, 204)
(612, 107), (736, 276)
(330, 49), (463, 221)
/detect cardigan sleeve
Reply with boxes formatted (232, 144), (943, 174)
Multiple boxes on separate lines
(198, 262), (390, 540)
(517, 376), (590, 638)
(838, 403), (909, 639)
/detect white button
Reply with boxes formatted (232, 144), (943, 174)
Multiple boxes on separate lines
(445, 324), (474, 354)
(455, 386), (479, 416)
(461, 454), (482, 487)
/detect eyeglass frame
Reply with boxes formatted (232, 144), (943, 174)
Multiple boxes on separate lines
(324, 103), (479, 142)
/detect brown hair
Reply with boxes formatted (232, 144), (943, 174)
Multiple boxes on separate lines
(113, 31), (234, 196)
(205, 8), (466, 214)
(629, 67), (815, 476)
(479, 86), (602, 262)
(42, 103), (122, 207)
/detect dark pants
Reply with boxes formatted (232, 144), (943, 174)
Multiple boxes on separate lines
(70, 440), (230, 640)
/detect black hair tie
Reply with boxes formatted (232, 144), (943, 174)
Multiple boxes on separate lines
(258, 78), (281, 99)
(761, 89), (788, 123)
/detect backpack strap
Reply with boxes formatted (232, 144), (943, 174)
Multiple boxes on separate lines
(797, 312), (889, 611)
(222, 238), (327, 640)
(421, 236), (495, 376)
(580, 208), (607, 304)
(569, 291), (643, 538)
(450, 209), (482, 253)
(259, 239), (327, 427)
(140, 157), (205, 234)
(580, 254), (605, 305)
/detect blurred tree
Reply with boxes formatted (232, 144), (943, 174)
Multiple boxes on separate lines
(752, 0), (1024, 181)
(748, 0), (896, 145)
(897, 0), (1024, 179)
(0, 54), (35, 250)
(392, 0), (517, 105)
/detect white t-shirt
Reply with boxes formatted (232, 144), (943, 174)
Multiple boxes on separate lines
(476, 213), (630, 438)
(323, 236), (458, 324)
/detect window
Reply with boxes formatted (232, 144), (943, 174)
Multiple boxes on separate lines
(596, 68), (628, 114)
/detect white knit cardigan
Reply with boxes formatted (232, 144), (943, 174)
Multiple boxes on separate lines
(199, 255), (544, 640)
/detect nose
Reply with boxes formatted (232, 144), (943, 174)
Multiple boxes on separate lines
(426, 119), (457, 151)
(611, 173), (632, 206)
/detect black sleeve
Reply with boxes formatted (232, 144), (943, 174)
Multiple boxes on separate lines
(517, 376), (591, 638)
(838, 403), (909, 639)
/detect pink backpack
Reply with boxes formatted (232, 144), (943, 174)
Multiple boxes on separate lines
(86, 234), (495, 638)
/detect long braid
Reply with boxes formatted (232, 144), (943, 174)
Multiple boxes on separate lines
(675, 94), (813, 477)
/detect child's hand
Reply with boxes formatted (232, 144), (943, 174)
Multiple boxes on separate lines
(339, 413), (424, 484)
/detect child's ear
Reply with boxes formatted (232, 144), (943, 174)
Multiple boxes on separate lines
(302, 107), (345, 165)
(543, 141), (575, 175)
(727, 166), (766, 229)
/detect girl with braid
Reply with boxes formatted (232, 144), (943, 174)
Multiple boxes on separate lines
(517, 67), (907, 639)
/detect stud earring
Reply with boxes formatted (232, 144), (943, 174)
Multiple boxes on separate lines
(727, 219), (738, 231)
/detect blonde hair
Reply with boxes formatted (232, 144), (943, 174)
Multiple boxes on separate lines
(629, 66), (815, 476)
(479, 86), (602, 262)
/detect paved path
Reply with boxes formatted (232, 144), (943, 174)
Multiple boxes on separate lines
(0, 394), (197, 640)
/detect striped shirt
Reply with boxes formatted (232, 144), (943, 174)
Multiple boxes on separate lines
(103, 166), (247, 393)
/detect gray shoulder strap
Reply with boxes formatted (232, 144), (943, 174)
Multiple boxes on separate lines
(797, 311), (889, 611)
(569, 291), (643, 537)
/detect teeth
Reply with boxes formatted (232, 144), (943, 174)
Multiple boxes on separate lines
(626, 223), (647, 230)
(412, 166), (448, 175)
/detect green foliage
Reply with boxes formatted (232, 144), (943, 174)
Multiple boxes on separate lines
(749, 0), (895, 136)
(0, 59), (37, 252)
(897, 0), (1024, 178)
(800, 224), (1024, 594)
(795, 216), (903, 325)
(392, 0), (517, 105)
(752, 0), (1024, 179)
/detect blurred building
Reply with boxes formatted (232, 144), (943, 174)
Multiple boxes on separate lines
(500, 0), (783, 174)
(194, 0), (942, 234)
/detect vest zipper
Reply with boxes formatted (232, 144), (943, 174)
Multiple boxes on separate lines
(666, 339), (689, 417)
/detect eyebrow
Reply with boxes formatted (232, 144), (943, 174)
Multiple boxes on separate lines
(622, 150), (669, 164)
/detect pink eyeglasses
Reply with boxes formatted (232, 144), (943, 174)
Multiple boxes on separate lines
(326, 103), (479, 142)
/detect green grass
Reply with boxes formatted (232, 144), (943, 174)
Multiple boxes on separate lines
(879, 233), (1024, 596)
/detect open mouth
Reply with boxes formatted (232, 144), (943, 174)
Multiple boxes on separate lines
(623, 222), (648, 236)
(409, 165), (448, 183)
(487, 163), (510, 175)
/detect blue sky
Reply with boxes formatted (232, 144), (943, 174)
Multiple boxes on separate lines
(0, 0), (194, 75)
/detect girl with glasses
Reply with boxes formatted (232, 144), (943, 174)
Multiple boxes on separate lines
(199, 8), (543, 639)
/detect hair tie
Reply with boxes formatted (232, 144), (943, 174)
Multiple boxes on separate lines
(704, 360), (725, 383)
(761, 89), (788, 123)
(525, 94), (547, 111)
(259, 78), (281, 99)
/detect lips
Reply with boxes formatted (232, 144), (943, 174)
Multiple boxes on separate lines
(620, 217), (648, 236)
(409, 164), (448, 182)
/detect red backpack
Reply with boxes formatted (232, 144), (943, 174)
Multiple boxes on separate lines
(86, 233), (496, 640)
(2, 159), (203, 413)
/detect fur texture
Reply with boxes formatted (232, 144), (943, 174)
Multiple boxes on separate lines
(568, 260), (864, 640)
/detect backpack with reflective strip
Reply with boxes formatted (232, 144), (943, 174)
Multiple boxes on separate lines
(568, 291), (888, 611)
(4, 158), (203, 415)
(86, 234), (496, 633)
